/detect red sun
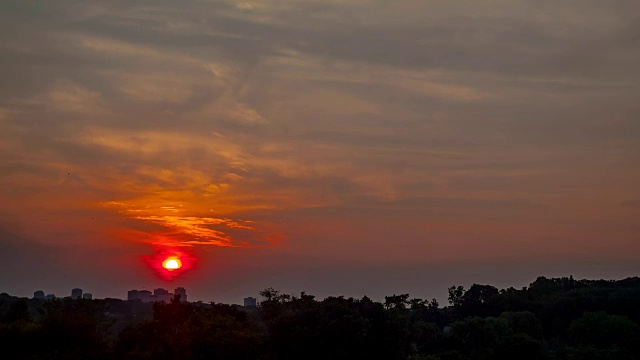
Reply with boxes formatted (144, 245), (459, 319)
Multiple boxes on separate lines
(162, 257), (182, 270)
(144, 248), (197, 281)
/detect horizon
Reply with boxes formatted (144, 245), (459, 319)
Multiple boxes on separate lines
(7, 270), (640, 305)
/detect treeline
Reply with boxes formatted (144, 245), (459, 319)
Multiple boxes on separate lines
(1, 276), (640, 359)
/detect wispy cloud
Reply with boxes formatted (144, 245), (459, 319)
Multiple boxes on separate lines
(105, 201), (281, 248)
(0, 0), (638, 268)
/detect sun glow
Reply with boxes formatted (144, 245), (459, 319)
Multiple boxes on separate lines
(144, 247), (198, 281)
(162, 257), (182, 270)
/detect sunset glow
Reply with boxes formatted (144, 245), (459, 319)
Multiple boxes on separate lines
(144, 248), (198, 281)
(0, 0), (639, 304)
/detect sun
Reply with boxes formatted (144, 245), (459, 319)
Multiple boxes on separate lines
(162, 257), (182, 270)
(144, 248), (198, 281)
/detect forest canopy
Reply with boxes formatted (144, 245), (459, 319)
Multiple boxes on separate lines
(1, 276), (640, 360)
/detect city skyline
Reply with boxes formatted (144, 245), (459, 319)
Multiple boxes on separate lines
(28, 286), (192, 303)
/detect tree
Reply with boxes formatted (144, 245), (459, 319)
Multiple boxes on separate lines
(449, 284), (499, 318)
(385, 294), (410, 310)
(499, 311), (543, 339)
(33, 298), (112, 359)
(449, 316), (510, 360)
(448, 286), (465, 308)
(0, 298), (30, 323)
(569, 312), (640, 352)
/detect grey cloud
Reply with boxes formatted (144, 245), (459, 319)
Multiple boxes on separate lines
(621, 200), (640, 207)
(237, 194), (545, 225)
(4, 0), (635, 106)
(199, 2), (640, 80)
(383, 195), (544, 209)
(0, 162), (59, 178)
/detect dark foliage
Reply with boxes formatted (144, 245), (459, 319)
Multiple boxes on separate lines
(1, 276), (640, 359)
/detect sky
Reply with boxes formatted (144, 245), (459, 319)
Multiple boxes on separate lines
(1, 0), (639, 304)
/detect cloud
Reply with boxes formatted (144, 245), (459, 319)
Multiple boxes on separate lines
(102, 199), (281, 248)
(0, 0), (638, 271)
(621, 200), (640, 207)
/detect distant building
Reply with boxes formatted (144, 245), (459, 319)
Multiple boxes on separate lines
(45, 294), (56, 300)
(127, 290), (140, 301)
(174, 287), (187, 303)
(244, 297), (257, 307)
(71, 288), (83, 300)
(154, 288), (169, 296)
(33, 290), (45, 299)
(153, 288), (173, 303)
(127, 288), (187, 303)
(139, 290), (153, 303)
(82, 293), (93, 300)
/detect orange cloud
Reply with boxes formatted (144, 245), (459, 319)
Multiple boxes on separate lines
(105, 201), (281, 249)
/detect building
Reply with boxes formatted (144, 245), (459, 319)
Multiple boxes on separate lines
(244, 297), (257, 307)
(45, 294), (56, 300)
(71, 288), (83, 299)
(154, 288), (169, 296)
(174, 287), (187, 302)
(82, 293), (93, 300)
(127, 288), (186, 303)
(153, 288), (173, 303)
(127, 290), (140, 301)
(138, 290), (153, 303)
(33, 290), (45, 299)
